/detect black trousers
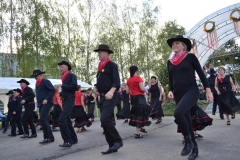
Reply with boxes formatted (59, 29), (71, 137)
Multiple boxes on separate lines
(11, 111), (24, 135)
(52, 105), (61, 126)
(3, 112), (12, 131)
(22, 103), (36, 135)
(39, 104), (54, 140)
(174, 90), (199, 143)
(212, 93), (224, 118)
(59, 97), (77, 144)
(99, 92), (122, 147)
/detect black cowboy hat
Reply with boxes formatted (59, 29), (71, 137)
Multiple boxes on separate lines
(6, 90), (14, 95)
(167, 35), (192, 52)
(13, 88), (22, 95)
(58, 60), (72, 70)
(209, 68), (216, 75)
(17, 79), (30, 85)
(94, 44), (113, 54)
(31, 69), (45, 77)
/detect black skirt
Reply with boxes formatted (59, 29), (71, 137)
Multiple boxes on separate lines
(177, 105), (213, 133)
(129, 95), (151, 128)
(73, 106), (92, 128)
(220, 91), (240, 114)
(149, 98), (164, 119)
(116, 101), (131, 119)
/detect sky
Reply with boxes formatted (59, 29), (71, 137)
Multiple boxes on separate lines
(154, 0), (240, 31)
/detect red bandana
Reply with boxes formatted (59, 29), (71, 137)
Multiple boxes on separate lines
(217, 76), (223, 83)
(98, 58), (111, 72)
(61, 71), (71, 83)
(171, 52), (187, 66)
(22, 86), (28, 94)
(36, 77), (44, 87)
(13, 95), (18, 100)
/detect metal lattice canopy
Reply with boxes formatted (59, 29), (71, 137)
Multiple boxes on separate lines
(185, 3), (240, 67)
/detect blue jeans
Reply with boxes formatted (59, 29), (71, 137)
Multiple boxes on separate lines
(39, 103), (54, 140)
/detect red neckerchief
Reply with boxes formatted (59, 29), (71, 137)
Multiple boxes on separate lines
(98, 58), (111, 72)
(217, 76), (223, 83)
(36, 77), (44, 87)
(22, 86), (28, 94)
(61, 71), (71, 83)
(13, 95), (19, 100)
(171, 51), (187, 66)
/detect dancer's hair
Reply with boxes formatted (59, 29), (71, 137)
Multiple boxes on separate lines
(129, 66), (138, 77)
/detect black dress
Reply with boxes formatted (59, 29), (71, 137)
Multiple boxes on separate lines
(86, 93), (95, 119)
(177, 105), (213, 133)
(217, 75), (240, 114)
(73, 106), (92, 128)
(116, 90), (131, 119)
(149, 82), (164, 119)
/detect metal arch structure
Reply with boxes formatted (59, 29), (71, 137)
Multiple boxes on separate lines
(185, 3), (240, 67)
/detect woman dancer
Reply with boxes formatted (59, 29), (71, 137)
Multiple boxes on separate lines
(117, 83), (131, 123)
(8, 88), (24, 137)
(214, 67), (240, 125)
(74, 85), (91, 133)
(126, 66), (151, 139)
(86, 88), (96, 122)
(52, 85), (62, 131)
(149, 76), (164, 124)
(167, 35), (213, 159)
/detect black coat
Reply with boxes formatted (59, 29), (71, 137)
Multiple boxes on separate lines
(9, 96), (22, 113)
(22, 87), (35, 104)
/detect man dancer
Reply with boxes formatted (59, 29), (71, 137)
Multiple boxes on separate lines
(17, 79), (37, 138)
(57, 61), (78, 147)
(32, 69), (55, 144)
(94, 44), (123, 154)
(3, 90), (14, 133)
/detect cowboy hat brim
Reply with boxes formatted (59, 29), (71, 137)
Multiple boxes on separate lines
(94, 49), (114, 54)
(17, 80), (30, 85)
(31, 72), (45, 78)
(167, 37), (192, 52)
(58, 61), (72, 70)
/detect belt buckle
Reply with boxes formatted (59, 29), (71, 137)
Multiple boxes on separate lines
(223, 87), (226, 91)
(100, 93), (105, 96)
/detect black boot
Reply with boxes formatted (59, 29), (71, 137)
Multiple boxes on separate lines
(188, 143), (198, 160)
(181, 135), (193, 156)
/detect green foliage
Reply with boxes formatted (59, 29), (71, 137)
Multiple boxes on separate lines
(0, 0), (186, 86)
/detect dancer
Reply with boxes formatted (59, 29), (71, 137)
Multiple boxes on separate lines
(74, 85), (91, 132)
(32, 69), (55, 144)
(52, 85), (62, 131)
(116, 91), (122, 119)
(8, 88), (24, 137)
(86, 88), (96, 122)
(94, 44), (123, 154)
(214, 67), (240, 125)
(207, 68), (224, 119)
(126, 66), (151, 139)
(167, 35), (213, 159)
(57, 60), (78, 147)
(17, 79), (37, 139)
(116, 83), (131, 123)
(3, 90), (14, 133)
(149, 76), (164, 123)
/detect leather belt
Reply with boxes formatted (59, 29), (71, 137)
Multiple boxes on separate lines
(100, 93), (106, 96)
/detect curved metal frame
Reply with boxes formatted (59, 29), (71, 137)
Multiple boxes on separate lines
(185, 3), (240, 66)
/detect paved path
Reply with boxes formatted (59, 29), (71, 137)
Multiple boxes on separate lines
(0, 115), (240, 160)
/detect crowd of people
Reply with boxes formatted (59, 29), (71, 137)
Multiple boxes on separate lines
(1, 36), (240, 160)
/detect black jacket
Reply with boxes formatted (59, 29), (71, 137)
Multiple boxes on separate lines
(36, 79), (55, 104)
(9, 96), (22, 112)
(7, 95), (14, 112)
(22, 87), (35, 104)
(60, 73), (78, 98)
